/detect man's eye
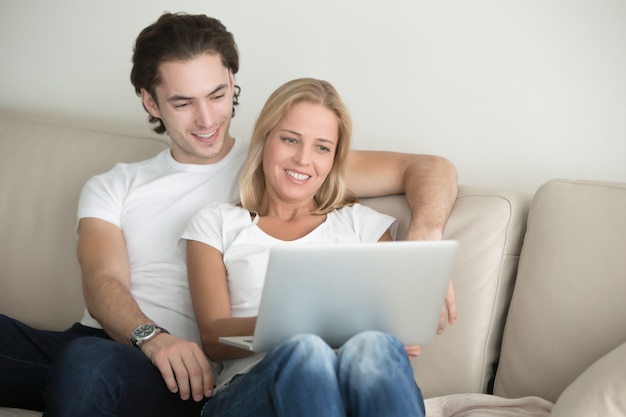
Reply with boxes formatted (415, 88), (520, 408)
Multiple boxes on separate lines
(174, 103), (189, 109)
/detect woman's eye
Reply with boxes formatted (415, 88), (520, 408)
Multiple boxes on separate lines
(317, 145), (331, 153)
(281, 137), (297, 144)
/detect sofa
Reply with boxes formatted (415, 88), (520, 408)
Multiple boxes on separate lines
(1, 111), (625, 417)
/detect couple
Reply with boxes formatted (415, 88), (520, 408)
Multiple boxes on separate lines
(0, 12), (457, 417)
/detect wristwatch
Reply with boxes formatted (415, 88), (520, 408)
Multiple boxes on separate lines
(130, 324), (169, 348)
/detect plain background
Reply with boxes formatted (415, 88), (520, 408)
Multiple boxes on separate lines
(1, 0), (624, 194)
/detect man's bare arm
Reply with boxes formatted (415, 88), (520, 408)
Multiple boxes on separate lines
(77, 218), (146, 342)
(77, 218), (213, 401)
(346, 150), (458, 240)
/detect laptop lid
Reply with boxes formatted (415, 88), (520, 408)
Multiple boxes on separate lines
(219, 240), (458, 352)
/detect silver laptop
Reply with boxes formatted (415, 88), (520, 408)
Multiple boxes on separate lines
(219, 240), (458, 352)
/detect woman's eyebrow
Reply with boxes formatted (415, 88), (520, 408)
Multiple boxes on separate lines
(279, 129), (302, 137)
(280, 129), (335, 144)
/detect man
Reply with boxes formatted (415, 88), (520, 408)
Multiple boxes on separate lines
(0, 12), (457, 417)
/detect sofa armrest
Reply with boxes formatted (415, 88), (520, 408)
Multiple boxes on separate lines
(494, 179), (626, 402)
(550, 341), (626, 416)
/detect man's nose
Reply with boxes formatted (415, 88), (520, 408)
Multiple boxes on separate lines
(195, 101), (214, 127)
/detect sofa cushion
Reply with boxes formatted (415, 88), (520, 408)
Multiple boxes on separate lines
(550, 340), (626, 417)
(0, 113), (168, 330)
(361, 186), (530, 397)
(425, 393), (552, 417)
(493, 179), (626, 402)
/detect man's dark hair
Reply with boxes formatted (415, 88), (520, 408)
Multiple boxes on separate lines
(130, 13), (241, 134)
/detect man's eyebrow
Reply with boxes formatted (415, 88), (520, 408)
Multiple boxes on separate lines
(166, 83), (229, 102)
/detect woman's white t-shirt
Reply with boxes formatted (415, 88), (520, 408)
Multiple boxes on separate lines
(180, 202), (398, 389)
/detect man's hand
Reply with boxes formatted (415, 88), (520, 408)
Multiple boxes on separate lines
(141, 332), (214, 401)
(437, 280), (457, 334)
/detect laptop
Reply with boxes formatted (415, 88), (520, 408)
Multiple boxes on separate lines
(219, 240), (458, 352)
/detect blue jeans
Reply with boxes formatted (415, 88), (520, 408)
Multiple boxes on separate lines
(0, 314), (204, 416)
(0, 314), (106, 410)
(202, 331), (425, 417)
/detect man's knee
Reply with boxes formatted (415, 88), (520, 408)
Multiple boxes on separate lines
(52, 337), (144, 384)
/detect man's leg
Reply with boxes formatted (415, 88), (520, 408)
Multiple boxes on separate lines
(43, 336), (204, 417)
(201, 334), (345, 417)
(337, 331), (425, 417)
(0, 314), (98, 410)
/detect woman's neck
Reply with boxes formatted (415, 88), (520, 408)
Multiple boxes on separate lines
(255, 196), (326, 241)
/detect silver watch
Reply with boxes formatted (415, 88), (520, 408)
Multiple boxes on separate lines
(130, 324), (169, 348)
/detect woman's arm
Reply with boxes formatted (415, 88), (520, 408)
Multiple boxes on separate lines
(186, 239), (257, 363)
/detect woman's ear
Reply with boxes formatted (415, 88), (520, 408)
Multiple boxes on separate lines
(140, 89), (160, 118)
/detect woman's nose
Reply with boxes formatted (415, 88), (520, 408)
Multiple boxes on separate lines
(294, 146), (311, 165)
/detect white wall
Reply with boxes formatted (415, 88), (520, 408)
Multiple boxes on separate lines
(1, 0), (624, 194)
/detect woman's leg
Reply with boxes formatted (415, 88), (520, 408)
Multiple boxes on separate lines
(337, 331), (425, 417)
(202, 334), (345, 417)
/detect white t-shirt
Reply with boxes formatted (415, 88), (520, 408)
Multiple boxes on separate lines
(179, 201), (398, 388)
(76, 139), (249, 345)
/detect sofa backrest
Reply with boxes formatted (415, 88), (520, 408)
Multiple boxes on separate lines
(0, 113), (168, 329)
(361, 185), (530, 397)
(493, 179), (626, 402)
(1, 112), (532, 399)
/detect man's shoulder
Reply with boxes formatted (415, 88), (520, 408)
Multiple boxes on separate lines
(93, 149), (170, 179)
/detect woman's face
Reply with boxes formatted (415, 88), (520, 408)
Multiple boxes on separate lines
(263, 102), (339, 207)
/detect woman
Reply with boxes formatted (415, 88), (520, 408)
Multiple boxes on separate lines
(181, 78), (425, 417)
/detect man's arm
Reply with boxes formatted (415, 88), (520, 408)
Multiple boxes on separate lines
(77, 218), (213, 401)
(346, 150), (458, 240)
(346, 150), (458, 329)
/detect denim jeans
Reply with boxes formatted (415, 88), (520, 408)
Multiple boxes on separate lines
(0, 314), (106, 410)
(0, 314), (204, 417)
(201, 331), (425, 417)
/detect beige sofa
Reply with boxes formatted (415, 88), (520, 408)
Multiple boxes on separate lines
(1, 111), (625, 417)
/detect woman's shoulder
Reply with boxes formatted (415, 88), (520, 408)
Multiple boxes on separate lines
(333, 203), (384, 218)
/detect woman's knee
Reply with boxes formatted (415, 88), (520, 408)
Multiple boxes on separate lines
(342, 331), (404, 356)
(337, 331), (410, 380)
(272, 334), (336, 374)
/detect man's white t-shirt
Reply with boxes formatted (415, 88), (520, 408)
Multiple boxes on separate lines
(76, 139), (249, 345)
(179, 201), (398, 388)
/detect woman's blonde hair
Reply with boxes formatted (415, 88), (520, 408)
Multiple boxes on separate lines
(239, 78), (356, 215)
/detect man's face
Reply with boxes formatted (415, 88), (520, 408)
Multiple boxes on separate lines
(141, 53), (236, 164)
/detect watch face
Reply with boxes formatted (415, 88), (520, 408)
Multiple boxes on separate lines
(133, 324), (156, 340)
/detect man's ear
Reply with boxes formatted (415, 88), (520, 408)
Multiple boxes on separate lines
(140, 89), (160, 118)
(229, 70), (236, 89)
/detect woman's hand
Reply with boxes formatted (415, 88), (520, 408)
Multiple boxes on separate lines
(404, 345), (422, 357)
